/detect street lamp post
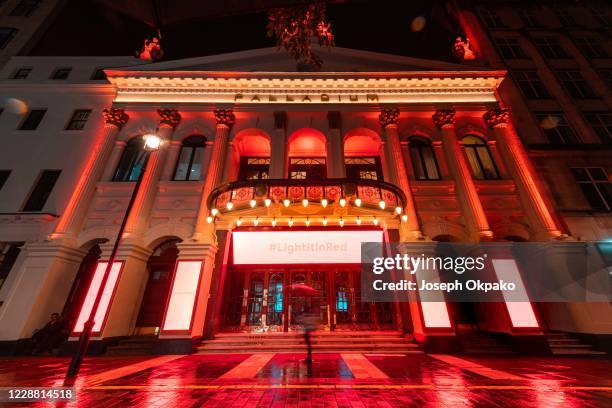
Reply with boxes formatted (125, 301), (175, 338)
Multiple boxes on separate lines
(64, 134), (161, 384)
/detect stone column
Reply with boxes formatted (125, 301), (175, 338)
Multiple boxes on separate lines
(327, 111), (345, 178)
(193, 109), (235, 242)
(379, 108), (421, 239)
(52, 108), (129, 241)
(433, 109), (492, 241)
(161, 140), (182, 181)
(483, 108), (561, 239)
(102, 140), (127, 181)
(270, 112), (287, 178)
(123, 109), (181, 237)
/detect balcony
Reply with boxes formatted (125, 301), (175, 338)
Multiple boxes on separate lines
(207, 178), (407, 225)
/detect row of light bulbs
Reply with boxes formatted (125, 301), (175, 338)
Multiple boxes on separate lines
(210, 197), (403, 216)
(206, 214), (410, 226)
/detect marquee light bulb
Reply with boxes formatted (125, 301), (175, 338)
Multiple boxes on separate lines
(322, 217), (328, 226)
(354, 198), (362, 207)
(264, 198), (272, 207)
(302, 199), (309, 207)
(236, 217), (242, 226)
(288, 218), (294, 227)
(211, 208), (219, 216)
(339, 198), (347, 207)
(379, 200), (386, 210)
(373, 217), (379, 226)
(339, 217), (344, 227)
(401, 214), (408, 222)
(395, 206), (402, 215)
(321, 199), (328, 208)
(271, 218), (277, 227)
(226, 202), (234, 211)
(250, 199), (257, 208)
(305, 217), (311, 227)
(206, 216), (214, 224)
(253, 217), (259, 226)
(283, 199), (291, 208)
(356, 217), (362, 225)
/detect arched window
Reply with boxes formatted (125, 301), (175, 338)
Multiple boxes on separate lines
(113, 137), (146, 181)
(173, 135), (206, 181)
(408, 136), (440, 180)
(461, 135), (499, 180)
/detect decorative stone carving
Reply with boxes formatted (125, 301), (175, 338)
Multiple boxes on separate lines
(453, 36), (476, 61)
(214, 108), (236, 128)
(137, 36), (163, 61)
(379, 108), (400, 128)
(158, 109), (182, 128)
(483, 107), (510, 128)
(432, 109), (456, 129)
(102, 108), (129, 129)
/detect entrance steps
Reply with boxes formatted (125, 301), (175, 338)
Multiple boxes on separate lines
(546, 332), (607, 356)
(196, 331), (422, 354)
(105, 335), (157, 355)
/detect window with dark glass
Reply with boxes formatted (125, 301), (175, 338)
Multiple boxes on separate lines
(589, 7), (611, 27)
(555, 9), (577, 27)
(113, 138), (147, 181)
(0, 28), (18, 49)
(345, 157), (383, 180)
(574, 37), (608, 58)
(173, 135), (207, 181)
(408, 137), (440, 180)
(494, 38), (526, 59)
(22, 170), (61, 211)
(18, 109), (46, 130)
(461, 136), (499, 180)
(556, 70), (596, 99)
(518, 9), (541, 27)
(600, 70), (612, 90)
(65, 109), (91, 130)
(0, 242), (25, 291)
(0, 170), (10, 191)
(50, 68), (71, 80)
(11, 67), (31, 79)
(584, 113), (612, 144)
(534, 38), (568, 58)
(91, 68), (107, 80)
(535, 113), (579, 145)
(289, 158), (326, 180)
(10, 0), (41, 16)
(513, 70), (550, 99)
(571, 167), (612, 211)
(480, 8), (505, 28)
(238, 157), (270, 180)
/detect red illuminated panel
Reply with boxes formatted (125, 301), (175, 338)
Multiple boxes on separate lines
(161, 261), (203, 332)
(73, 261), (123, 333)
(421, 301), (452, 328)
(491, 259), (539, 328)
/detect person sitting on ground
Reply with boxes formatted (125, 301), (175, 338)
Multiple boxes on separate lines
(31, 313), (68, 355)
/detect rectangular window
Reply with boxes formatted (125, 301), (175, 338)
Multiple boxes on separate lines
(0, 170), (10, 191)
(555, 9), (577, 27)
(518, 9), (541, 27)
(600, 70), (612, 90)
(0, 27), (18, 49)
(513, 70), (550, 99)
(480, 8), (505, 28)
(344, 157), (383, 181)
(589, 7), (611, 27)
(0, 242), (25, 291)
(65, 109), (92, 130)
(494, 37), (526, 59)
(289, 157), (326, 180)
(51, 68), (71, 80)
(535, 113), (579, 145)
(22, 170), (61, 211)
(11, 67), (31, 79)
(556, 70), (596, 99)
(10, 0), (41, 17)
(584, 112), (612, 144)
(571, 167), (612, 211)
(91, 68), (107, 80)
(238, 157), (270, 181)
(18, 109), (46, 130)
(574, 37), (608, 58)
(534, 37), (568, 58)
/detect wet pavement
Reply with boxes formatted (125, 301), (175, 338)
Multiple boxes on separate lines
(0, 353), (610, 407)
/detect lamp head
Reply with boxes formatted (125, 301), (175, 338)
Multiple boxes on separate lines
(143, 134), (162, 151)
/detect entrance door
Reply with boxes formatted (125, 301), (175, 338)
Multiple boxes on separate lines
(289, 157), (326, 180)
(135, 240), (179, 333)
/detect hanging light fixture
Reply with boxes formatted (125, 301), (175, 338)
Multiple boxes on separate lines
(339, 217), (344, 227)
(211, 208), (219, 216)
(226, 202), (234, 211)
(265, 198), (272, 207)
(250, 199), (257, 208)
(322, 217), (328, 226)
(373, 217), (379, 226)
(206, 216), (214, 224)
(339, 198), (347, 207)
(302, 198), (309, 207)
(395, 206), (402, 215)
(401, 214), (408, 222)
(305, 217), (311, 227)
(236, 217), (243, 226)
(288, 217), (294, 227)
(253, 217), (260, 226)
(321, 198), (328, 208)
(354, 197), (362, 207)
(271, 217), (277, 227)
(356, 216), (362, 225)
(283, 198), (291, 207)
(379, 200), (386, 210)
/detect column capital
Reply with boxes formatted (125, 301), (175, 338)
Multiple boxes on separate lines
(483, 107), (510, 129)
(214, 108), (235, 129)
(158, 108), (182, 128)
(432, 109), (456, 129)
(102, 108), (129, 129)
(379, 108), (400, 129)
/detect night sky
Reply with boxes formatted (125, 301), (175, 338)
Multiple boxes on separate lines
(28, 0), (460, 63)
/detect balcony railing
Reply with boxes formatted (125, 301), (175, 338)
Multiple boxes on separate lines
(207, 178), (406, 216)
